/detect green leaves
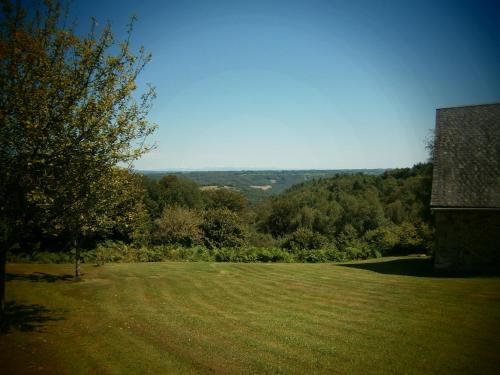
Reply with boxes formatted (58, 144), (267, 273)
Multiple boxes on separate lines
(0, 0), (156, 249)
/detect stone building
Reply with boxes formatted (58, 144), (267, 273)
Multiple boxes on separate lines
(431, 103), (500, 273)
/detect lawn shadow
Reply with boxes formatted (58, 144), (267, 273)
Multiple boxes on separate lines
(1, 301), (65, 334)
(339, 257), (436, 277)
(6, 272), (74, 283)
(339, 257), (498, 277)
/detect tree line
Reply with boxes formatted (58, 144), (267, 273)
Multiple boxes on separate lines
(11, 163), (434, 262)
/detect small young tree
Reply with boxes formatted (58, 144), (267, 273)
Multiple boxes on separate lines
(0, 0), (156, 317)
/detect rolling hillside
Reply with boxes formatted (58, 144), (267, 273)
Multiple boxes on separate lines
(141, 169), (385, 203)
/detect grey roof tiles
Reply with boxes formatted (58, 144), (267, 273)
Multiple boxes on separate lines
(431, 103), (500, 208)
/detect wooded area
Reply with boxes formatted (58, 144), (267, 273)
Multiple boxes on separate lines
(9, 163), (434, 263)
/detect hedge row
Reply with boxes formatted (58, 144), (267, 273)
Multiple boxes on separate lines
(7, 240), (388, 264)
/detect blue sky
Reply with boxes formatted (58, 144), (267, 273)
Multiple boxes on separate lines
(69, 0), (500, 170)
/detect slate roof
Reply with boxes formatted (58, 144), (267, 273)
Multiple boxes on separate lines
(431, 103), (500, 208)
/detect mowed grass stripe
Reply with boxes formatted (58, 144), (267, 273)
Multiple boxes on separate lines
(98, 262), (500, 374)
(138, 276), (328, 372)
(2, 258), (500, 374)
(128, 290), (320, 373)
(74, 262), (500, 374)
(76, 268), (474, 374)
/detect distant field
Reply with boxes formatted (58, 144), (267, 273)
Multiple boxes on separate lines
(141, 169), (385, 202)
(1, 257), (499, 374)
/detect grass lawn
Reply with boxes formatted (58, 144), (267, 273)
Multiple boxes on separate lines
(1, 256), (499, 374)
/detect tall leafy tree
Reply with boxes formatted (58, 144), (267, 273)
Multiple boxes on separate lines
(0, 0), (156, 317)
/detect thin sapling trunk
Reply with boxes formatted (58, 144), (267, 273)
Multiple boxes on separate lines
(0, 247), (5, 321)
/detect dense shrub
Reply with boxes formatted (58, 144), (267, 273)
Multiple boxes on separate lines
(153, 206), (203, 246)
(247, 231), (279, 248)
(210, 247), (294, 263)
(8, 251), (74, 264)
(364, 225), (400, 254)
(295, 249), (327, 263)
(202, 189), (248, 212)
(201, 208), (248, 249)
(157, 175), (204, 211)
(397, 222), (434, 255)
(282, 228), (328, 251)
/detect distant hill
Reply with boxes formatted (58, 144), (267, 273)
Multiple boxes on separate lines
(139, 169), (386, 203)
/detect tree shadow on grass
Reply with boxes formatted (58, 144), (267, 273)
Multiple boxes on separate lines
(1, 301), (65, 334)
(6, 272), (74, 283)
(339, 257), (499, 277)
(338, 257), (436, 277)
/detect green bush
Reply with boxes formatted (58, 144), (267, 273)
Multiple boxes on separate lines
(247, 231), (279, 248)
(282, 228), (328, 251)
(136, 246), (165, 262)
(95, 241), (127, 263)
(364, 225), (400, 255)
(323, 246), (345, 262)
(7, 251), (72, 264)
(8, 240), (393, 265)
(201, 208), (248, 249)
(154, 206), (203, 246)
(295, 249), (327, 263)
(202, 188), (248, 212)
(210, 247), (294, 263)
(339, 242), (379, 260)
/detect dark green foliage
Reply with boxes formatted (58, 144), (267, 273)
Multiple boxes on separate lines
(282, 228), (328, 251)
(211, 247), (293, 263)
(157, 176), (204, 211)
(9, 163), (433, 264)
(141, 175), (205, 222)
(201, 208), (248, 249)
(256, 163), (433, 255)
(247, 231), (279, 248)
(7, 243), (347, 264)
(364, 225), (401, 254)
(257, 197), (303, 236)
(202, 189), (248, 212)
(153, 206), (203, 247)
(142, 169), (385, 204)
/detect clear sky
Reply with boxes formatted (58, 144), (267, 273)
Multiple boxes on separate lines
(68, 0), (500, 170)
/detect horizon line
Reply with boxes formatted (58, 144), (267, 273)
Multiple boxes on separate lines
(135, 167), (394, 172)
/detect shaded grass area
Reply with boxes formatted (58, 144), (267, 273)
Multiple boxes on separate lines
(339, 257), (435, 277)
(1, 257), (499, 374)
(0, 301), (65, 334)
(340, 257), (499, 277)
(6, 272), (75, 283)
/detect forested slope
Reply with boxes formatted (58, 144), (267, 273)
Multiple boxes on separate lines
(10, 164), (434, 263)
(254, 163), (434, 257)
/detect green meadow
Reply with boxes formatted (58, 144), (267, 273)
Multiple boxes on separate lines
(1, 257), (499, 374)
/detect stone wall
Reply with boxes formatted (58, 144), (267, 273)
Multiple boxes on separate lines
(434, 210), (500, 273)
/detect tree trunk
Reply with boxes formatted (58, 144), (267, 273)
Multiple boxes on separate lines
(0, 247), (6, 322)
(74, 239), (81, 278)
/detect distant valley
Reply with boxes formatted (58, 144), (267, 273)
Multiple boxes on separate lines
(140, 169), (386, 203)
